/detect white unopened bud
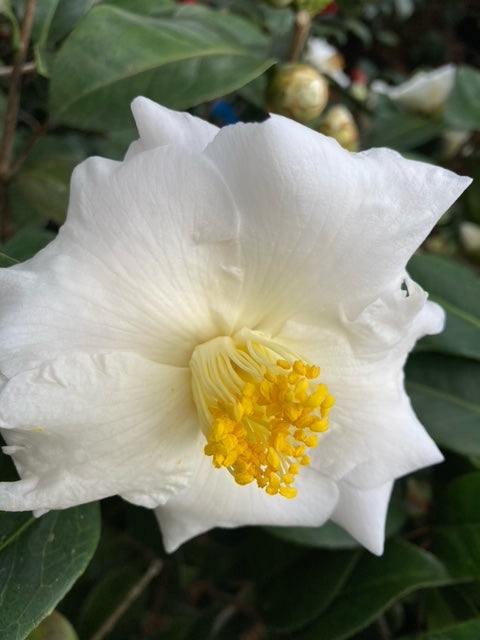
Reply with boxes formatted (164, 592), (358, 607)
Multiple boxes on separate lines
(268, 64), (329, 123)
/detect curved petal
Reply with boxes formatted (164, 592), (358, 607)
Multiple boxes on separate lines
(156, 455), (339, 552)
(204, 115), (471, 331)
(0, 144), (242, 376)
(125, 98), (219, 160)
(0, 352), (201, 511)
(276, 280), (443, 486)
(331, 480), (393, 555)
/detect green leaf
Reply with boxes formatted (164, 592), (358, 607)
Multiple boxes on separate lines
(415, 619), (480, 639)
(13, 135), (85, 226)
(0, 251), (19, 267)
(0, 504), (101, 640)
(432, 472), (480, 581)
(260, 549), (360, 633)
(296, 539), (449, 640)
(266, 486), (405, 549)
(2, 228), (56, 261)
(445, 65), (480, 131)
(368, 110), (444, 150)
(406, 354), (480, 456)
(49, 5), (274, 131)
(408, 254), (480, 361)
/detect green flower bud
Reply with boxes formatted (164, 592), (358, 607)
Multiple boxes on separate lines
(268, 64), (329, 123)
(318, 104), (359, 151)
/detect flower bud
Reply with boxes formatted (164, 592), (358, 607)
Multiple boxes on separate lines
(318, 105), (359, 151)
(268, 64), (329, 123)
(460, 221), (480, 260)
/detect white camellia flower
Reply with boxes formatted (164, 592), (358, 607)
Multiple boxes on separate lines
(0, 98), (471, 555)
(371, 64), (456, 115)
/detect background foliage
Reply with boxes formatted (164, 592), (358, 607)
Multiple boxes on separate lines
(0, 0), (479, 638)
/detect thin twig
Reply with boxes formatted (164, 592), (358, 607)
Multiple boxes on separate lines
(0, 0), (37, 176)
(8, 119), (49, 176)
(0, 61), (36, 78)
(288, 10), (312, 63)
(89, 558), (164, 640)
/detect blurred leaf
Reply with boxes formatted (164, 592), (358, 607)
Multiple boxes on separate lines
(296, 539), (449, 640)
(368, 110), (444, 150)
(102, 0), (175, 16)
(2, 228), (56, 261)
(77, 567), (146, 640)
(49, 5), (274, 130)
(260, 549), (360, 633)
(266, 486), (405, 549)
(432, 472), (480, 581)
(14, 135), (85, 226)
(26, 611), (78, 640)
(412, 619), (480, 639)
(408, 254), (480, 361)
(0, 504), (100, 640)
(445, 65), (480, 131)
(0, 251), (19, 267)
(406, 354), (480, 456)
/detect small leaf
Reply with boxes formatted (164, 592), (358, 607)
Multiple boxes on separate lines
(296, 539), (449, 640)
(445, 65), (480, 131)
(368, 110), (444, 150)
(408, 254), (480, 361)
(432, 472), (480, 581)
(417, 619), (480, 639)
(49, 5), (274, 131)
(0, 504), (101, 640)
(406, 354), (480, 456)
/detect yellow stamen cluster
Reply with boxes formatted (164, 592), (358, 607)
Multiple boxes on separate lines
(190, 330), (335, 500)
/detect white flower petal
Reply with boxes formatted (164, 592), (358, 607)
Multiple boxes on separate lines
(0, 144), (242, 376)
(277, 279), (443, 486)
(204, 115), (471, 330)
(0, 352), (200, 511)
(125, 97), (218, 159)
(331, 480), (393, 555)
(156, 455), (339, 552)
(372, 65), (456, 114)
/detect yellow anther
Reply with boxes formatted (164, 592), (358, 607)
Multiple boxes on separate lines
(190, 329), (334, 501)
(280, 486), (298, 499)
(267, 447), (281, 470)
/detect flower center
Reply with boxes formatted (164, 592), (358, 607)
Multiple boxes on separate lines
(189, 329), (335, 499)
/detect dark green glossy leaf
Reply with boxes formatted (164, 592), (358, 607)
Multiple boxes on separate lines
(406, 354), (480, 456)
(49, 5), (274, 130)
(0, 505), (100, 640)
(445, 65), (480, 131)
(432, 472), (480, 581)
(408, 254), (480, 361)
(296, 539), (449, 640)
(260, 549), (360, 632)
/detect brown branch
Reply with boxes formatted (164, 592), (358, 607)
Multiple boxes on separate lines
(0, 61), (36, 78)
(288, 10), (312, 63)
(0, 0), (37, 242)
(0, 0), (37, 177)
(89, 558), (164, 640)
